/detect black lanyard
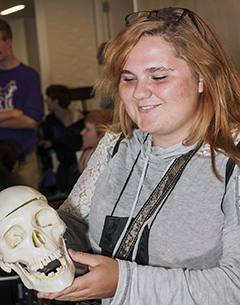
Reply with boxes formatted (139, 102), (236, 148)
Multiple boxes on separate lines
(111, 133), (149, 215)
(115, 141), (202, 260)
(100, 137), (202, 263)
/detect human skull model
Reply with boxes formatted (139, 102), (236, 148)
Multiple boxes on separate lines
(0, 186), (75, 292)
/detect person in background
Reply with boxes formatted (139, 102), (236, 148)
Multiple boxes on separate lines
(39, 7), (240, 305)
(97, 42), (115, 110)
(0, 19), (44, 190)
(78, 109), (113, 174)
(0, 139), (18, 191)
(39, 84), (85, 194)
(96, 42), (108, 66)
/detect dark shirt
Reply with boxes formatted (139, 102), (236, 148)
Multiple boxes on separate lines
(41, 112), (84, 165)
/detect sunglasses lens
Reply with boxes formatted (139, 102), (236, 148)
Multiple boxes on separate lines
(156, 8), (186, 21)
(125, 8), (200, 36)
(125, 8), (187, 26)
(125, 11), (150, 26)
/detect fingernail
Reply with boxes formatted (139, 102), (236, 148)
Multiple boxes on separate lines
(39, 294), (45, 299)
(70, 249), (75, 254)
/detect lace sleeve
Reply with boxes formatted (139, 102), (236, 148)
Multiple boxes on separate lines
(59, 132), (119, 221)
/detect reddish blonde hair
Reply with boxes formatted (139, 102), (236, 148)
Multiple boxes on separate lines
(95, 8), (240, 178)
(85, 109), (113, 136)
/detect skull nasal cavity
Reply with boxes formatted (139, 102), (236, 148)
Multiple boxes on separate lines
(32, 230), (45, 247)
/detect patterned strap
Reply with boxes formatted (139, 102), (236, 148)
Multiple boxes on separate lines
(115, 142), (202, 260)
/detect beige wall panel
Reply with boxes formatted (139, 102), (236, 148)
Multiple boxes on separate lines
(43, 0), (98, 88)
(35, 0), (100, 110)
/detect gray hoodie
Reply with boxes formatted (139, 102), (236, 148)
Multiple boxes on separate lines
(60, 129), (240, 304)
(87, 129), (240, 305)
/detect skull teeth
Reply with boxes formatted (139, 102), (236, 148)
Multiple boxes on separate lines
(35, 265), (66, 279)
(38, 272), (45, 279)
(50, 254), (55, 261)
(59, 257), (66, 266)
(24, 249), (64, 273)
(43, 256), (51, 266)
(48, 271), (55, 278)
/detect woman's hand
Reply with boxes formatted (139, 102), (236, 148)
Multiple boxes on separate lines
(37, 249), (119, 302)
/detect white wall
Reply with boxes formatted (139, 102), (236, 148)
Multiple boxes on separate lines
(34, 0), (99, 111)
(34, 0), (133, 111)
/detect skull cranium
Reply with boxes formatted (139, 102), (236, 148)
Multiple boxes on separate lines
(0, 186), (75, 292)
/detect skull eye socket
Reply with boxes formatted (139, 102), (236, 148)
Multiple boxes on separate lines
(35, 208), (57, 227)
(3, 225), (26, 249)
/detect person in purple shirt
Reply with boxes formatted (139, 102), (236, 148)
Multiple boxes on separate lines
(0, 19), (43, 189)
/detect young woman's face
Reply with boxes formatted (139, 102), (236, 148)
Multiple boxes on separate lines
(119, 35), (203, 148)
(80, 121), (101, 148)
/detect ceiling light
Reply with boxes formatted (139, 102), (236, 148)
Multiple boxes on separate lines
(0, 5), (25, 16)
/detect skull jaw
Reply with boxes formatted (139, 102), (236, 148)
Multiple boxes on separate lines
(9, 252), (75, 292)
(4, 237), (76, 293)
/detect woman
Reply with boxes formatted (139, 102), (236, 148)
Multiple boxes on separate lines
(39, 8), (240, 304)
(39, 85), (85, 193)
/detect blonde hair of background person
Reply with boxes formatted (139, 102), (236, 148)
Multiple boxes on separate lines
(96, 9), (240, 178)
(38, 8), (240, 305)
(78, 109), (113, 174)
